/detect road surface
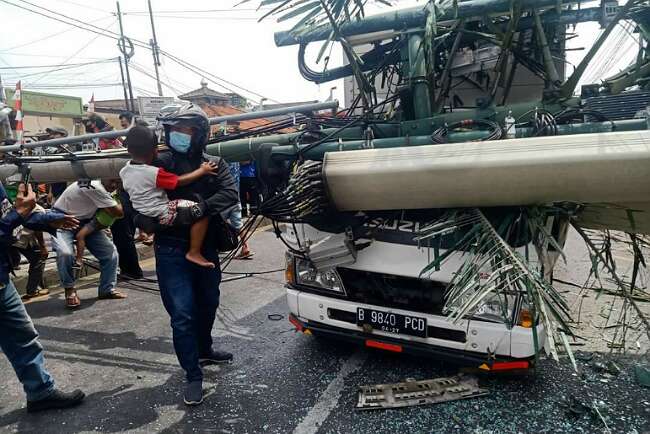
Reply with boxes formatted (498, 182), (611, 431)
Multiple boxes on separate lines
(0, 229), (648, 433)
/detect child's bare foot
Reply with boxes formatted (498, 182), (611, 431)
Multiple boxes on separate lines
(185, 252), (215, 268)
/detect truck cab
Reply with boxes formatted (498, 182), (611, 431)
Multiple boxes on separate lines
(283, 212), (559, 371)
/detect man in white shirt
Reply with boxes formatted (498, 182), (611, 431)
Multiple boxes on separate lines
(53, 179), (126, 308)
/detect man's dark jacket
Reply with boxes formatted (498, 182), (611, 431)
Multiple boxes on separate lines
(150, 145), (239, 250)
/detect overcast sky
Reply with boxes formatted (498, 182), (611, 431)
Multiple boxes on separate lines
(0, 0), (636, 107)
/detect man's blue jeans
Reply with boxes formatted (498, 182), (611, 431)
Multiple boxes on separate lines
(155, 243), (221, 382)
(0, 279), (55, 401)
(54, 229), (118, 295)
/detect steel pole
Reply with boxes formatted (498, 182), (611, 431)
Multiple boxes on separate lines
(147, 0), (164, 96)
(117, 57), (130, 111)
(274, 0), (582, 47)
(0, 101), (339, 153)
(117, 1), (135, 111)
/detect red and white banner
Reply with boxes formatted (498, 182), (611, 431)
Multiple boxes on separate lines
(13, 81), (23, 145)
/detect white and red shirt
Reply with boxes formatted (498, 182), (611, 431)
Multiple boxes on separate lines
(119, 161), (179, 218)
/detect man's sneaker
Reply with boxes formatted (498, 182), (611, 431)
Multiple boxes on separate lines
(183, 381), (203, 406)
(199, 349), (233, 366)
(26, 389), (85, 413)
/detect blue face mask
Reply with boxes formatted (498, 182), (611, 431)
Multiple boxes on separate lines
(169, 131), (192, 154)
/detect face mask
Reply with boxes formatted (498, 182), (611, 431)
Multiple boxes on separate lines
(169, 131), (192, 154)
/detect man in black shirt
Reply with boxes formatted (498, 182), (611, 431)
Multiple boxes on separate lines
(137, 103), (239, 406)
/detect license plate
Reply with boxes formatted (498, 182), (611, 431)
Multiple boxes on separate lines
(357, 308), (427, 338)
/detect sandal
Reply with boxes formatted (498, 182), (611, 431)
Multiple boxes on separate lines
(66, 293), (81, 309)
(22, 289), (50, 300)
(234, 251), (255, 260)
(98, 291), (127, 300)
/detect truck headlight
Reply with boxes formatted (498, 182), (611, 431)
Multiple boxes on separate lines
(295, 257), (345, 294)
(471, 292), (518, 325)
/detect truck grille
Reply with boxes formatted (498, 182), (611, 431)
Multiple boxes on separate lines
(337, 268), (447, 316)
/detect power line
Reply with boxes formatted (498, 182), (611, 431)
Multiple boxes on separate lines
(52, 0), (111, 14)
(31, 19), (117, 85)
(129, 62), (185, 95)
(0, 0), (149, 50)
(123, 8), (269, 14)
(2, 0), (279, 103)
(129, 15), (259, 21)
(0, 52), (108, 60)
(4, 59), (117, 79)
(160, 64), (193, 94)
(6, 82), (122, 89)
(0, 59), (116, 69)
(0, 15), (114, 52)
(160, 51), (281, 103)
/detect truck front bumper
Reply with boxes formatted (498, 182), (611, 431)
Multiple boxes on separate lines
(287, 288), (540, 371)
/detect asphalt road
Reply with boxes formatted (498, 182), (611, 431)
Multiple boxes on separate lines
(0, 230), (648, 433)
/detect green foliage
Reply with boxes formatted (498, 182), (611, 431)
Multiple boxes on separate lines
(417, 207), (572, 360)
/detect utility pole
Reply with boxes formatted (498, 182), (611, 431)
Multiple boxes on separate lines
(117, 57), (130, 110)
(147, 0), (164, 96)
(116, 1), (135, 112)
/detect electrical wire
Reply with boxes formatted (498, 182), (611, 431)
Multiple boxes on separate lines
(0, 0), (145, 48)
(2, 0), (277, 105)
(258, 160), (328, 223)
(52, 0), (111, 13)
(159, 51), (280, 104)
(123, 8), (268, 14)
(3, 59), (117, 80)
(431, 119), (503, 144)
(513, 108), (558, 137)
(129, 62), (186, 95)
(0, 15), (115, 53)
(0, 59), (117, 70)
(30, 18), (117, 85)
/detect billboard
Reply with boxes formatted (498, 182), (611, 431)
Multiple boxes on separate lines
(4, 88), (83, 117)
(137, 96), (175, 126)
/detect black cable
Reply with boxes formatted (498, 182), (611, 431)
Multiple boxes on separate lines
(431, 119), (503, 143)
(222, 268), (284, 275)
(3, 0), (275, 105)
(0, 0), (148, 48)
(298, 118), (364, 156)
(160, 51), (279, 104)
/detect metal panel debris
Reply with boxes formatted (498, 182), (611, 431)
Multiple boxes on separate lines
(356, 375), (488, 410)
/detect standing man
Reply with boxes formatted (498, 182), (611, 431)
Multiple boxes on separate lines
(141, 103), (239, 406)
(11, 220), (49, 299)
(82, 113), (123, 150)
(118, 111), (134, 130)
(227, 162), (253, 259)
(110, 188), (144, 279)
(53, 179), (127, 308)
(1, 182), (85, 412)
(239, 160), (259, 218)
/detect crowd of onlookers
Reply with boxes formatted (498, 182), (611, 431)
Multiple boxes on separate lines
(1, 103), (253, 410)
(6, 110), (260, 306)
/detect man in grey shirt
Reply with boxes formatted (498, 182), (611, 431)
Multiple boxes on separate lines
(53, 179), (126, 308)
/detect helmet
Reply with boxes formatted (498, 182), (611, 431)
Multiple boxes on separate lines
(157, 102), (210, 150)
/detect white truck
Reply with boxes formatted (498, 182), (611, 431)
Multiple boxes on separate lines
(282, 212), (565, 371)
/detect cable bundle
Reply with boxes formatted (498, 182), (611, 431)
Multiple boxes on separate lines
(258, 161), (327, 222)
(515, 108), (558, 136)
(431, 119), (503, 144)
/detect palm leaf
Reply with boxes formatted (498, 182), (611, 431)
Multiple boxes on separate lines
(417, 208), (573, 360)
